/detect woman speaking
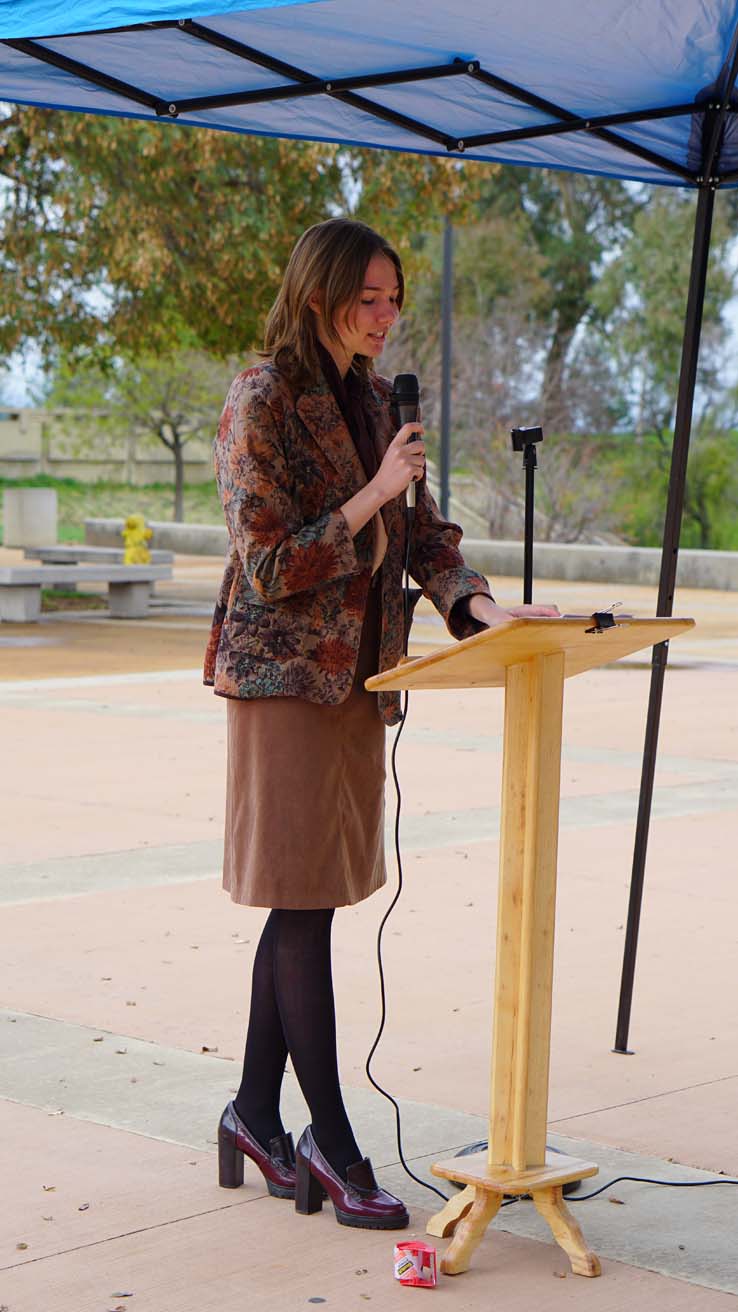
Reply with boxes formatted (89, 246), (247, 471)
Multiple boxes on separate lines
(204, 217), (556, 1231)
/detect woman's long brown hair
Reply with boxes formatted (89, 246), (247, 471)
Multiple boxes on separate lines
(262, 218), (404, 387)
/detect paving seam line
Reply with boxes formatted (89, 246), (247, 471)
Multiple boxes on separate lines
(0, 1197), (260, 1274)
(551, 1070), (738, 1123)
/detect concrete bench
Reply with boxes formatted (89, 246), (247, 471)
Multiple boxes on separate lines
(0, 564), (173, 621)
(85, 517), (228, 557)
(23, 545), (175, 565)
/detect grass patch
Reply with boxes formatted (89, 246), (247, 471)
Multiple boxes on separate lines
(41, 588), (108, 612)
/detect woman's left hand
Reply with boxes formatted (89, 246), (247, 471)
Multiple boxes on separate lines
(468, 598), (560, 629)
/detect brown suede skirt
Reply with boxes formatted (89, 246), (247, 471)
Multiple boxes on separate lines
(222, 584), (386, 909)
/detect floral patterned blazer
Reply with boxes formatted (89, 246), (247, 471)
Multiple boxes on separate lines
(203, 362), (492, 726)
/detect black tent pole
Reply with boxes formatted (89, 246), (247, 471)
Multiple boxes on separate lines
(439, 215), (453, 518)
(613, 180), (715, 1053)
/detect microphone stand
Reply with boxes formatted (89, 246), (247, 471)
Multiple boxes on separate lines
(511, 426), (544, 604)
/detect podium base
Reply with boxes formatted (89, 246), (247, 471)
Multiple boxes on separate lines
(427, 1149), (601, 1278)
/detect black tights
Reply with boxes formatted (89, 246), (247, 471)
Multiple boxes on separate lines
(233, 909), (361, 1180)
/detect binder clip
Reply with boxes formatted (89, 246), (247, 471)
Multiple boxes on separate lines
(585, 611), (617, 635)
(585, 602), (627, 635)
(393, 1240), (438, 1287)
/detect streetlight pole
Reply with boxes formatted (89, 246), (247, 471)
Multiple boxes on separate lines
(439, 215), (453, 518)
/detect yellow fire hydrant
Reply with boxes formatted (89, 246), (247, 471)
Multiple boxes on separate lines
(121, 514), (153, 564)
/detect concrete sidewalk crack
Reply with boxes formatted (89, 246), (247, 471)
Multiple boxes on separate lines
(551, 1070), (738, 1124)
(0, 1197), (258, 1273)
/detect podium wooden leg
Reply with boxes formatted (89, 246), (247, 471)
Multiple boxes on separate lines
(429, 1181), (601, 1278)
(426, 1184), (475, 1238)
(532, 1186), (602, 1277)
(439, 1187), (503, 1275)
(490, 653), (565, 1170)
(427, 1152), (601, 1279)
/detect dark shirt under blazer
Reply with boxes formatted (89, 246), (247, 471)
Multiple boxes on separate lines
(204, 362), (491, 726)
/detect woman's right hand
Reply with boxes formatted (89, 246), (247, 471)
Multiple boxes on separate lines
(372, 424), (426, 504)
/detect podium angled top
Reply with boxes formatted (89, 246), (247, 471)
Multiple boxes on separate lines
(365, 616), (694, 692)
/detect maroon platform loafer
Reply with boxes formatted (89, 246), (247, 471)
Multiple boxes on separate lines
(295, 1125), (409, 1229)
(218, 1101), (296, 1199)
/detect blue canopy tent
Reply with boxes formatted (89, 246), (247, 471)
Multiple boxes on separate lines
(2, 0), (738, 1049)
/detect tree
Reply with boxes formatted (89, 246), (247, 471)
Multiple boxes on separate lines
(379, 171), (636, 542)
(593, 190), (735, 441)
(681, 432), (738, 550)
(0, 107), (342, 362)
(0, 107), (486, 367)
(382, 168), (639, 446)
(43, 349), (238, 521)
(471, 169), (641, 430)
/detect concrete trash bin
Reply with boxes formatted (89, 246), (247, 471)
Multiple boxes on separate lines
(3, 487), (58, 548)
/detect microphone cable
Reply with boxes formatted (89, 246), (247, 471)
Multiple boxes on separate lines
(364, 502), (451, 1205)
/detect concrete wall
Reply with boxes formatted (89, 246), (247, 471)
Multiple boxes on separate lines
(461, 540), (738, 591)
(0, 407), (213, 486)
(84, 517), (738, 590)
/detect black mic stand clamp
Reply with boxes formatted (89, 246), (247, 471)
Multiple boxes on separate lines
(510, 425), (544, 606)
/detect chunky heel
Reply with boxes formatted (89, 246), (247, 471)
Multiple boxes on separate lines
(295, 1149), (324, 1214)
(218, 1124), (245, 1189)
(294, 1127), (408, 1229)
(217, 1102), (296, 1198)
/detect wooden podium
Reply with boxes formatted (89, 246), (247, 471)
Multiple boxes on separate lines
(366, 615), (693, 1278)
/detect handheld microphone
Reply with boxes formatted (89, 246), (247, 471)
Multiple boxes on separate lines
(391, 373), (421, 512)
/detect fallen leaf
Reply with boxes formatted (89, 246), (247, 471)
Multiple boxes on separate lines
(609, 1197), (625, 1206)
(93, 1036), (104, 1043)
(16, 1241), (29, 1250)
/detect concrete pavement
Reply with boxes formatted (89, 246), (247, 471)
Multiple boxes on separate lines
(2, 549), (738, 1309)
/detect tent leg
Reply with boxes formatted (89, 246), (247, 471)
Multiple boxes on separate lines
(613, 184), (715, 1054)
